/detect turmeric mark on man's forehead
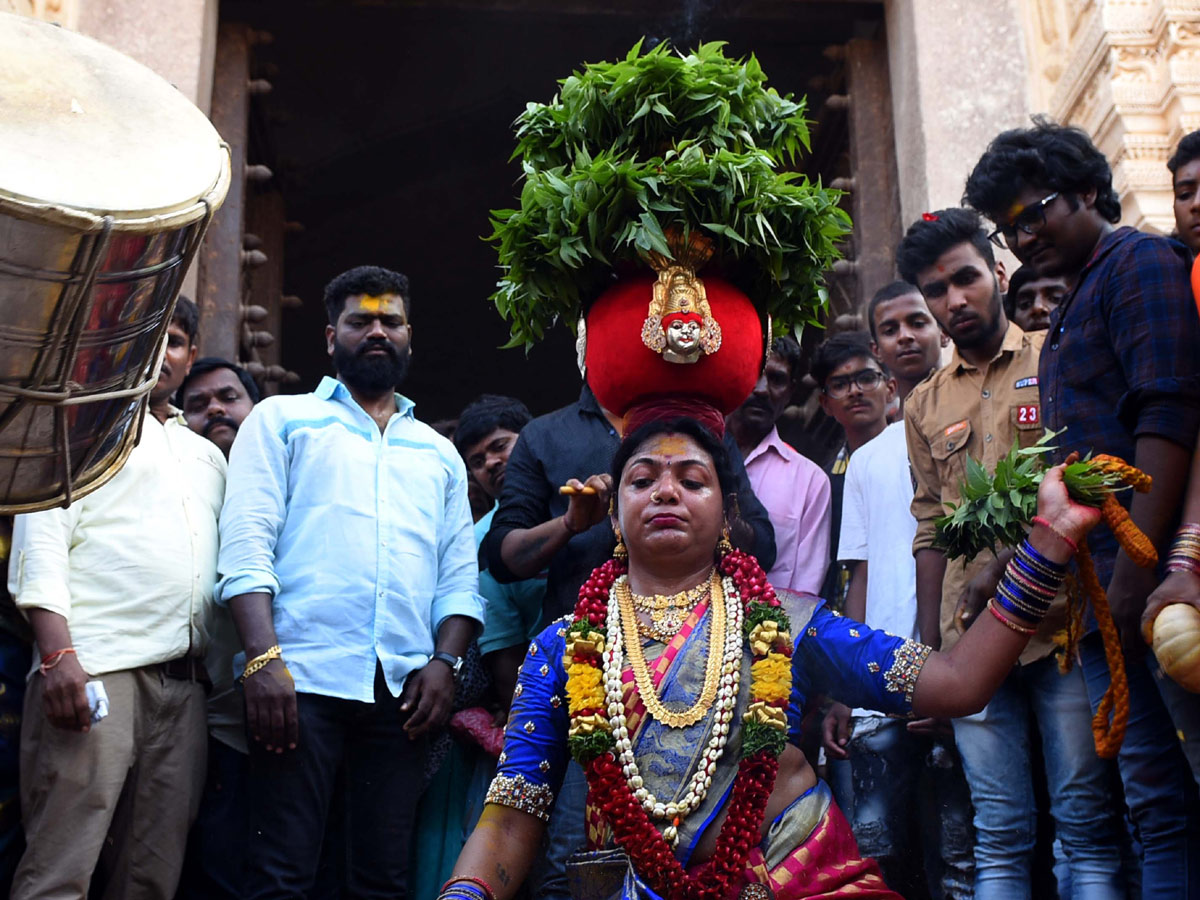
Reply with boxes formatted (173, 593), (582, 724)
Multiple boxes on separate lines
(347, 294), (406, 321)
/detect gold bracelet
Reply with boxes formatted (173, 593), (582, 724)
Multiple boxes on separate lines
(240, 645), (282, 682)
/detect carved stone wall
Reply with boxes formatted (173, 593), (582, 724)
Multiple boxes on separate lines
(1021, 0), (1200, 233)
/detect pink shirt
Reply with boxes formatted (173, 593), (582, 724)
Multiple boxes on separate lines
(743, 427), (832, 596)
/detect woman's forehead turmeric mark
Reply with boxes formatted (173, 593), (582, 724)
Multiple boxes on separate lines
(647, 435), (692, 457)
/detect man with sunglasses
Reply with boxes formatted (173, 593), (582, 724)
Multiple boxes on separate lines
(897, 207), (1127, 899)
(967, 119), (1200, 894)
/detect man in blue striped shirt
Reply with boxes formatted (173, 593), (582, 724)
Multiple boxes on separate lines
(217, 265), (486, 899)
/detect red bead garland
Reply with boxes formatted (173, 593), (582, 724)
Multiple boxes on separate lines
(571, 548), (786, 899)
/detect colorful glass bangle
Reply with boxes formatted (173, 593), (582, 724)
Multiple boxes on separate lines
(438, 888), (486, 900)
(1017, 539), (1067, 575)
(1005, 566), (1058, 601)
(1009, 552), (1063, 590)
(441, 878), (496, 900)
(994, 584), (1047, 622)
(988, 598), (1037, 635)
(1166, 557), (1200, 576)
(994, 586), (1046, 625)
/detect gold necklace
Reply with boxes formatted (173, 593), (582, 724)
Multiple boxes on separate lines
(615, 573), (725, 729)
(629, 573), (711, 641)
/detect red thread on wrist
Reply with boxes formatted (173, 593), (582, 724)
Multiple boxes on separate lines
(1032, 516), (1078, 554)
(39, 648), (76, 674)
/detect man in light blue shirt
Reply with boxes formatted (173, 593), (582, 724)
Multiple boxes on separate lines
(217, 265), (485, 899)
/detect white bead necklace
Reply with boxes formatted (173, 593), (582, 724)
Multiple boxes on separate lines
(603, 574), (743, 845)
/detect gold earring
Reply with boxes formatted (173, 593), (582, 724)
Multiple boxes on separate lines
(613, 524), (628, 561)
(717, 521), (733, 557)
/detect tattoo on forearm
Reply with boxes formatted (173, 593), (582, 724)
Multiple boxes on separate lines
(496, 864), (510, 886)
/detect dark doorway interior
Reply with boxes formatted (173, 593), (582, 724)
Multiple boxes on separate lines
(221, 0), (884, 420)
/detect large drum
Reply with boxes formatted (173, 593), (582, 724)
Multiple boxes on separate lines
(0, 12), (230, 513)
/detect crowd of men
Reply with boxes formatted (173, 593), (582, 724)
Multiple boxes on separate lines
(0, 119), (1199, 900)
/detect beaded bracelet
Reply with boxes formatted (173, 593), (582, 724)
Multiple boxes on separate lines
(987, 598), (1037, 636)
(239, 645), (282, 683)
(1031, 516), (1078, 554)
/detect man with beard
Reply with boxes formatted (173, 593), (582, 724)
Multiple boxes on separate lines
(896, 208), (1126, 899)
(216, 265), (485, 898)
(177, 358), (260, 458)
(726, 335), (831, 595)
(967, 120), (1200, 892)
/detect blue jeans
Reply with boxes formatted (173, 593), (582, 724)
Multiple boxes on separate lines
(1078, 631), (1200, 897)
(848, 716), (974, 899)
(1153, 656), (1200, 792)
(953, 656), (1125, 900)
(527, 760), (588, 900)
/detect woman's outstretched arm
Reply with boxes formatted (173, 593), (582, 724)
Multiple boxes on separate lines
(445, 803), (546, 900)
(910, 463), (1101, 719)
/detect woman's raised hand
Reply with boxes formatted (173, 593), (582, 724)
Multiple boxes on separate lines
(1035, 461), (1103, 550)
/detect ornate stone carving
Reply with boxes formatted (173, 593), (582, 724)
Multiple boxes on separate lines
(1020, 0), (1198, 234)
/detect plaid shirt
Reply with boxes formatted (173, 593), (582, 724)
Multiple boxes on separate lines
(1040, 226), (1200, 588)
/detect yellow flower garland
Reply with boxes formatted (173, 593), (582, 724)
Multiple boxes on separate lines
(566, 661), (606, 714)
(749, 652), (791, 706)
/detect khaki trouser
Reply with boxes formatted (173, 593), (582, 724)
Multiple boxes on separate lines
(12, 666), (207, 900)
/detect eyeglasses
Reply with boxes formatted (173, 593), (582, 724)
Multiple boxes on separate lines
(823, 369), (885, 399)
(988, 192), (1060, 249)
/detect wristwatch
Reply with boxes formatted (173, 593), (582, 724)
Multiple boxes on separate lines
(431, 651), (463, 679)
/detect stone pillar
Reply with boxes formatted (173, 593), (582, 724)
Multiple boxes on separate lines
(885, 0), (1032, 227)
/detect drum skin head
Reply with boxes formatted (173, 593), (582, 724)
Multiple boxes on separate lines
(0, 11), (226, 219)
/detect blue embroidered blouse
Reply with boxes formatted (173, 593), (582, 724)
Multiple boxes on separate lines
(485, 599), (931, 823)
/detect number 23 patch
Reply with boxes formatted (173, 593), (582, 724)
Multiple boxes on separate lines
(1016, 404), (1039, 425)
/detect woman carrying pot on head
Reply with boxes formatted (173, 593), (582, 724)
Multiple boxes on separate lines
(442, 404), (1100, 900)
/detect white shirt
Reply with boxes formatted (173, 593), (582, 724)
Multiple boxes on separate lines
(9, 411), (226, 675)
(838, 421), (919, 717)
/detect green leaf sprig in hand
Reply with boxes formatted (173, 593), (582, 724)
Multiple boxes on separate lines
(933, 430), (1126, 562)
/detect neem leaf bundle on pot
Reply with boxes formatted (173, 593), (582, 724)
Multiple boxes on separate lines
(487, 39), (851, 352)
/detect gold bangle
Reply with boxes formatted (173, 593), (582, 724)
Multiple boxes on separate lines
(240, 645), (282, 682)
